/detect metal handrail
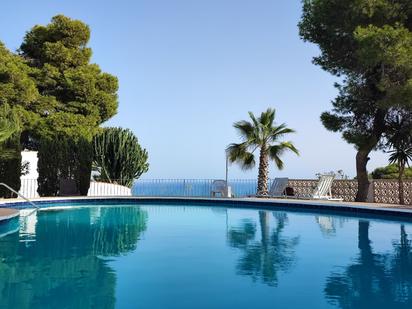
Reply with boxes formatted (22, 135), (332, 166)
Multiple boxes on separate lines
(0, 183), (39, 215)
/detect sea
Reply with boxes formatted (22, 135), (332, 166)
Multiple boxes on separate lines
(132, 179), (263, 198)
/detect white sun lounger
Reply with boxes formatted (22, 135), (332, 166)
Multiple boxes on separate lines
(255, 177), (289, 198)
(299, 174), (343, 201)
(268, 178), (289, 197)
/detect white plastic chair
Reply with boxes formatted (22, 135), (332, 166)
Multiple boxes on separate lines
(211, 180), (231, 197)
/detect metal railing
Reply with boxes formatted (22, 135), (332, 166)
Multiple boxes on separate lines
(15, 178), (263, 198)
(133, 179), (263, 197)
(0, 182), (39, 215)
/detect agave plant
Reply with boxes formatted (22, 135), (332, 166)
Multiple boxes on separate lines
(226, 108), (298, 196)
(93, 127), (149, 187)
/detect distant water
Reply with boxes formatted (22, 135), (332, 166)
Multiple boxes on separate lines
(132, 180), (260, 197)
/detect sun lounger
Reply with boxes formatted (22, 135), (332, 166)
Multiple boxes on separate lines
(268, 177), (289, 197)
(298, 174), (342, 201)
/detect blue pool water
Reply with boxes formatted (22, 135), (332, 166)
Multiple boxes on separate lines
(1, 202), (412, 308)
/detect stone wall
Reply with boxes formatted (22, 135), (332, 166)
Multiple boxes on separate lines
(287, 179), (412, 205)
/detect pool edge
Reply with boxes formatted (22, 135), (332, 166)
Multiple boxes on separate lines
(1, 196), (412, 219)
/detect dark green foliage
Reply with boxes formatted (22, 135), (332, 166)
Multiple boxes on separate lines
(0, 104), (20, 144)
(299, 0), (412, 201)
(0, 42), (35, 188)
(37, 138), (64, 196)
(20, 15), (119, 143)
(1, 15), (118, 197)
(0, 104), (21, 161)
(0, 42), (38, 108)
(0, 134), (22, 198)
(73, 138), (93, 195)
(37, 136), (92, 196)
(0, 107), (22, 198)
(93, 127), (149, 187)
(371, 164), (412, 179)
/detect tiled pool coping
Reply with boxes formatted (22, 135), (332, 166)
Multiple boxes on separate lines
(1, 196), (412, 222)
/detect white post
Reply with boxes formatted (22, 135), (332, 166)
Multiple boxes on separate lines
(225, 153), (229, 184)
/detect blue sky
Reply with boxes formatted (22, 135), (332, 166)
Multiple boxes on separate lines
(1, 0), (388, 179)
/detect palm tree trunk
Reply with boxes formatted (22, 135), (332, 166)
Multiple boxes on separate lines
(398, 162), (405, 205)
(257, 145), (269, 196)
(259, 211), (270, 245)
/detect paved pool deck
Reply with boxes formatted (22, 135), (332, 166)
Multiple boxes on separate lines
(1, 196), (412, 219)
(0, 208), (20, 222)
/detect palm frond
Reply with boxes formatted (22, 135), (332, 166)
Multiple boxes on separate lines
(270, 124), (296, 141)
(268, 142), (299, 170)
(259, 108), (275, 128)
(226, 143), (256, 170)
(388, 145), (412, 167)
(240, 151), (256, 170)
(226, 143), (248, 163)
(248, 111), (260, 128)
(233, 121), (255, 141)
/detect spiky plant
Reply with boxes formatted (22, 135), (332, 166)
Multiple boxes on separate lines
(226, 108), (299, 196)
(387, 115), (412, 205)
(93, 127), (149, 187)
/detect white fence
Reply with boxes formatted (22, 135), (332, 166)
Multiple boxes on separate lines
(17, 179), (131, 198)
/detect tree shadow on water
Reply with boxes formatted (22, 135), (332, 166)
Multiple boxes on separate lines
(325, 221), (412, 309)
(228, 211), (300, 287)
(0, 206), (148, 309)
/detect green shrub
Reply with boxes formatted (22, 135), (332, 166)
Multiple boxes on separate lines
(37, 136), (92, 196)
(371, 164), (412, 179)
(73, 138), (93, 195)
(0, 134), (22, 198)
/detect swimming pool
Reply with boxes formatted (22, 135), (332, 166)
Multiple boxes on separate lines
(1, 199), (412, 308)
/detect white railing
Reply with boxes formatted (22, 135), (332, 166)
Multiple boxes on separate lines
(14, 179), (263, 198)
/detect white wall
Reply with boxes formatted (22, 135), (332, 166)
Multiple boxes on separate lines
(19, 150), (39, 198)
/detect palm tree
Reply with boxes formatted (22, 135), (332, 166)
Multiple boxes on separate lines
(388, 142), (412, 205)
(226, 108), (298, 196)
(386, 115), (412, 205)
(227, 211), (299, 286)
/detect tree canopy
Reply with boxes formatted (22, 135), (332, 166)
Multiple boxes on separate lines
(299, 0), (412, 201)
(19, 15), (119, 142)
(371, 164), (412, 179)
(0, 15), (120, 197)
(0, 41), (39, 133)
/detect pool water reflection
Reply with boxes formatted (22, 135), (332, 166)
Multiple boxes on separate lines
(0, 203), (411, 308)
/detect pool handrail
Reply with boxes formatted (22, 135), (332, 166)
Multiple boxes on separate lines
(0, 182), (39, 215)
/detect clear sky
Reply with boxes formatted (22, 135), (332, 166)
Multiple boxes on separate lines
(1, 0), (388, 179)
